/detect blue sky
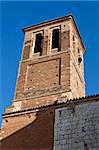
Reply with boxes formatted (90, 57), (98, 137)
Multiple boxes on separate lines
(0, 1), (99, 126)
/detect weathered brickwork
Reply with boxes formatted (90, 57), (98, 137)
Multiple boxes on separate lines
(54, 100), (99, 150)
(0, 15), (88, 150)
(1, 108), (55, 150)
(15, 51), (70, 100)
(13, 15), (85, 108)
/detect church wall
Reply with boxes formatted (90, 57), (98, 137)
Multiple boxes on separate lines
(1, 108), (55, 150)
(54, 100), (99, 150)
(1, 96), (99, 150)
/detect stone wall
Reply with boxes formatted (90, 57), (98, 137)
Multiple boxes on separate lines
(54, 100), (99, 150)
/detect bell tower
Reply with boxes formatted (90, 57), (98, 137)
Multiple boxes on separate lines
(6, 15), (85, 112)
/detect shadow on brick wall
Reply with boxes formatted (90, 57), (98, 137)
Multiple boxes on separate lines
(1, 107), (55, 150)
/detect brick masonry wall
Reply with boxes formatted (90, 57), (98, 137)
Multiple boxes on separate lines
(14, 18), (72, 102)
(14, 17), (85, 104)
(1, 108), (55, 150)
(11, 16), (86, 115)
(54, 100), (99, 150)
(69, 20), (85, 98)
(14, 51), (70, 101)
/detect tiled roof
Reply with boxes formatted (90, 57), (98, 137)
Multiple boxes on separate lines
(2, 94), (99, 116)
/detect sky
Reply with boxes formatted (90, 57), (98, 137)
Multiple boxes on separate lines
(0, 1), (99, 127)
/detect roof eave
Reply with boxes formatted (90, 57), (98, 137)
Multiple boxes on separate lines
(22, 15), (71, 32)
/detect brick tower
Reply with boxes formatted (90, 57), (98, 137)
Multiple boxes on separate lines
(1, 15), (86, 144)
(5, 15), (85, 113)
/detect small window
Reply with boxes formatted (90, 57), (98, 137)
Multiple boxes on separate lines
(78, 48), (80, 53)
(78, 56), (82, 64)
(52, 29), (59, 49)
(34, 33), (43, 55)
(73, 36), (75, 41)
